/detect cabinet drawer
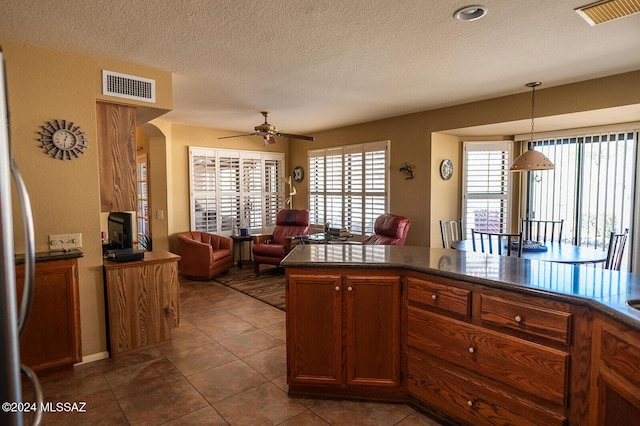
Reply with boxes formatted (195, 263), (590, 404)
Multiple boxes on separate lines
(600, 327), (640, 388)
(408, 306), (568, 406)
(407, 352), (566, 426)
(407, 277), (470, 317)
(480, 295), (571, 344)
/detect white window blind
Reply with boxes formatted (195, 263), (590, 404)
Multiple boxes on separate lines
(308, 140), (389, 237)
(462, 141), (513, 237)
(189, 148), (285, 235)
(527, 131), (637, 253)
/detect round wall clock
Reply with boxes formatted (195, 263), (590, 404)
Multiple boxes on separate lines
(440, 159), (453, 180)
(40, 119), (88, 160)
(293, 166), (304, 183)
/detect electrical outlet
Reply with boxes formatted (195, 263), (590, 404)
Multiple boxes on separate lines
(49, 233), (83, 251)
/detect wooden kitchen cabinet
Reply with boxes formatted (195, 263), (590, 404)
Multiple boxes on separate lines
(103, 251), (180, 356)
(286, 269), (403, 399)
(406, 274), (576, 425)
(96, 101), (137, 212)
(16, 257), (81, 372)
(590, 314), (640, 425)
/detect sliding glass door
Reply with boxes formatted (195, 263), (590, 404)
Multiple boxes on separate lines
(526, 131), (637, 251)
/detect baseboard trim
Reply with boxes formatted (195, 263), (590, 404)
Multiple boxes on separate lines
(74, 351), (110, 366)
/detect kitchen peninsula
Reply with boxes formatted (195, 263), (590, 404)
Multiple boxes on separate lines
(282, 245), (640, 426)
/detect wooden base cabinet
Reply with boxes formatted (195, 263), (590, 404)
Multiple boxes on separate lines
(16, 258), (81, 372)
(590, 315), (640, 425)
(104, 251), (180, 356)
(286, 269), (403, 399)
(406, 274), (575, 425)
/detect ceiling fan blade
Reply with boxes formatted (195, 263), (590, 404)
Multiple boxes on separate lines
(276, 132), (315, 141)
(217, 133), (259, 140)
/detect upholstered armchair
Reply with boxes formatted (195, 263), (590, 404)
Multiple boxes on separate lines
(253, 209), (309, 273)
(362, 213), (410, 245)
(178, 231), (234, 279)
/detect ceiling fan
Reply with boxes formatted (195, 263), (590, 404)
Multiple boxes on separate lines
(218, 111), (315, 145)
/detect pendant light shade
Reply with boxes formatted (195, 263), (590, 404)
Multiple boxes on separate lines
(510, 82), (554, 172)
(509, 149), (554, 171)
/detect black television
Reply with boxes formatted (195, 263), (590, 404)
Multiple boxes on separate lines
(108, 212), (133, 249)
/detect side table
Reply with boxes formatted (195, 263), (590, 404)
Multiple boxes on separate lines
(231, 235), (253, 268)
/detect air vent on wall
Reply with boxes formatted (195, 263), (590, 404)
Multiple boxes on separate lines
(102, 70), (156, 103)
(575, 0), (640, 25)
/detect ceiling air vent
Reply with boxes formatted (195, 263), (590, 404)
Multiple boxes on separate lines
(102, 70), (156, 103)
(575, 0), (640, 25)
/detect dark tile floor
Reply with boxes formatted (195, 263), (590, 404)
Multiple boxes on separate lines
(24, 266), (441, 425)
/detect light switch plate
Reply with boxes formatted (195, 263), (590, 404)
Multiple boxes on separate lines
(49, 233), (82, 251)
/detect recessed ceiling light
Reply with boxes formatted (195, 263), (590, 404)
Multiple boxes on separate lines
(454, 5), (488, 21)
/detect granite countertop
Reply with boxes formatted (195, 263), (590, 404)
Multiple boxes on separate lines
(281, 245), (640, 331)
(15, 249), (84, 265)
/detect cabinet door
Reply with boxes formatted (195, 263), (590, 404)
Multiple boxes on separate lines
(16, 259), (81, 371)
(592, 320), (640, 425)
(287, 274), (342, 386)
(105, 260), (179, 355)
(345, 275), (401, 388)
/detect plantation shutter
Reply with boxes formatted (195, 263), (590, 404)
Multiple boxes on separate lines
(264, 157), (282, 227)
(308, 140), (389, 238)
(364, 144), (387, 234)
(462, 141), (513, 237)
(190, 152), (217, 232)
(189, 148), (284, 234)
(218, 154), (241, 232)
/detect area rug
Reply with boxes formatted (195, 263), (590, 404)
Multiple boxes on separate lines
(214, 264), (286, 310)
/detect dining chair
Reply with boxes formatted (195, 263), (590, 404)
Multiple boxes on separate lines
(440, 219), (463, 248)
(604, 228), (629, 271)
(521, 218), (564, 243)
(471, 229), (523, 257)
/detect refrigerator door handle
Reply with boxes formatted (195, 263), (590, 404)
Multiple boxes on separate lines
(20, 364), (42, 426)
(10, 159), (35, 337)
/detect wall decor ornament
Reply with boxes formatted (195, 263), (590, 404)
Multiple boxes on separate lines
(399, 162), (415, 180)
(40, 119), (88, 160)
(440, 159), (453, 180)
(293, 165), (304, 183)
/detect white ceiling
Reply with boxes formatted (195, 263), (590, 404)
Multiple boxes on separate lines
(1, 0), (639, 135)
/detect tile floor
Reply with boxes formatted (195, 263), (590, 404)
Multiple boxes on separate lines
(23, 266), (442, 425)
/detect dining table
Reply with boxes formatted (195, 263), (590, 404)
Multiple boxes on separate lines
(451, 239), (608, 265)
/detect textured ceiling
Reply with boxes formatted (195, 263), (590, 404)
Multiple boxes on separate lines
(0, 0), (639, 135)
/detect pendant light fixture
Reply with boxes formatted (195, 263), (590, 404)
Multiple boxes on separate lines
(509, 82), (554, 172)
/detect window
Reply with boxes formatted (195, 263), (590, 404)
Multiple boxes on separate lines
(308, 141), (388, 237)
(136, 153), (150, 250)
(462, 141), (513, 238)
(189, 148), (284, 235)
(525, 131), (638, 250)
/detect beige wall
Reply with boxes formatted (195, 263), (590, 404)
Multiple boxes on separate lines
(290, 71), (640, 247)
(2, 41), (172, 357)
(430, 132), (461, 247)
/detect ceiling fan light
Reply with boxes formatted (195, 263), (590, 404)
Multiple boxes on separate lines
(509, 150), (554, 171)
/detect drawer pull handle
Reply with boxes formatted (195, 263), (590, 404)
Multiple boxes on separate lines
(431, 294), (438, 300)
(347, 286), (353, 292)
(468, 347), (475, 354)
(467, 400), (474, 407)
(335, 286), (340, 291)
(515, 315), (523, 323)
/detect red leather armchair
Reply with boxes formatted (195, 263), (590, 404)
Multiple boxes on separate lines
(253, 209), (309, 273)
(362, 214), (410, 245)
(178, 231), (234, 279)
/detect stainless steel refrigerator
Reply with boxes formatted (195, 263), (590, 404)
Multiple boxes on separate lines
(0, 46), (42, 426)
